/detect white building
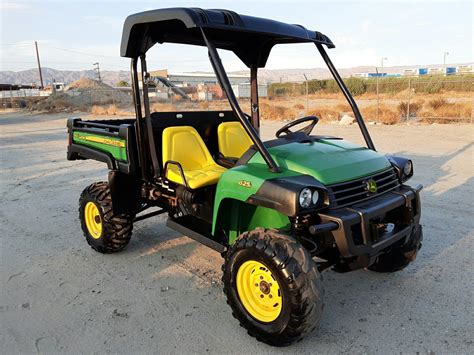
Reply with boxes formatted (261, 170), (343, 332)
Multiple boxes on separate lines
(168, 72), (249, 86)
(231, 83), (268, 98)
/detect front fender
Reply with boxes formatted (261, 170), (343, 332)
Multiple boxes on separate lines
(212, 163), (325, 243)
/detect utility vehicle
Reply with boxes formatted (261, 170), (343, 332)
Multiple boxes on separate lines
(67, 8), (423, 346)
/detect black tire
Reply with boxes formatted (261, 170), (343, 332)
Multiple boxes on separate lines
(222, 228), (324, 347)
(79, 182), (133, 253)
(368, 226), (423, 273)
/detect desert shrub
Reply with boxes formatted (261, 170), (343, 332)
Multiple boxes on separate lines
(305, 107), (339, 121)
(260, 102), (296, 120)
(344, 78), (367, 96)
(335, 103), (351, 112)
(397, 100), (424, 116)
(360, 104), (400, 125)
(91, 105), (106, 115)
(428, 97), (449, 110)
(419, 102), (472, 123)
(293, 103), (305, 110)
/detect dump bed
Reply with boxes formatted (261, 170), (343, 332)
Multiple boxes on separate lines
(67, 118), (138, 174)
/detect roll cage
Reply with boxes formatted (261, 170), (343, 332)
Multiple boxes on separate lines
(121, 7), (376, 181)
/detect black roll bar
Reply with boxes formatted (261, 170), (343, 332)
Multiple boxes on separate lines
(200, 28), (280, 173)
(316, 43), (376, 151)
(140, 54), (161, 178)
(250, 65), (260, 132)
(130, 57), (147, 178)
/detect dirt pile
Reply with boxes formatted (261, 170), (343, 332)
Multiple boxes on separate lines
(32, 78), (133, 113)
(66, 77), (114, 91)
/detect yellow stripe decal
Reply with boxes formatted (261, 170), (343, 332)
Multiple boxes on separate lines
(75, 134), (126, 148)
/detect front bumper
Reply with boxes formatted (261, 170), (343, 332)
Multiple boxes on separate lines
(318, 184), (422, 271)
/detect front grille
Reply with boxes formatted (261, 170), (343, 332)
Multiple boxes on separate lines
(328, 168), (400, 208)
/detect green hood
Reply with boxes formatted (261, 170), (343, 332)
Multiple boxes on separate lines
(249, 139), (391, 185)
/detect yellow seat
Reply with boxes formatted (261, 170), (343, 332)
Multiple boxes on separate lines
(217, 122), (253, 159)
(162, 126), (226, 189)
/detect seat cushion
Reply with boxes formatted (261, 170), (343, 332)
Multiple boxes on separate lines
(162, 126), (226, 189)
(166, 163), (226, 189)
(217, 122), (253, 159)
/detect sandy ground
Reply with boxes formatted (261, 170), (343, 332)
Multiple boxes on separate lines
(1, 111), (473, 354)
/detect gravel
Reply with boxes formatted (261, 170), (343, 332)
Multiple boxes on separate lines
(1, 111), (473, 353)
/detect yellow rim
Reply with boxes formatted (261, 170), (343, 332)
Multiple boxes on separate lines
(236, 260), (282, 323)
(84, 202), (102, 239)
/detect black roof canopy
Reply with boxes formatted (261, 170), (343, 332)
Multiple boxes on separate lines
(120, 7), (335, 67)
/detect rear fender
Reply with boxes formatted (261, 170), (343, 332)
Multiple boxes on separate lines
(108, 170), (141, 215)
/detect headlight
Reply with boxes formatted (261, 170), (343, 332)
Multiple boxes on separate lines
(299, 188), (312, 208)
(403, 161), (413, 176)
(312, 190), (319, 205)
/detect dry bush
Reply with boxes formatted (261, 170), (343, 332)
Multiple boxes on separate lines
(150, 102), (176, 112)
(90, 105), (106, 115)
(260, 102), (296, 120)
(397, 100), (424, 117)
(428, 97), (449, 110)
(305, 107), (339, 121)
(360, 105), (400, 125)
(419, 101), (472, 123)
(293, 103), (305, 110)
(198, 101), (210, 110)
(335, 103), (351, 112)
(105, 104), (118, 115)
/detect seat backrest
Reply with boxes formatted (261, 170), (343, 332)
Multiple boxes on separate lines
(162, 126), (215, 171)
(217, 122), (253, 159)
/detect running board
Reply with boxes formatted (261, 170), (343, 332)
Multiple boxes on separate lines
(166, 218), (226, 253)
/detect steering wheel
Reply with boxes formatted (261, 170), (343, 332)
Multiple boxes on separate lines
(275, 116), (320, 138)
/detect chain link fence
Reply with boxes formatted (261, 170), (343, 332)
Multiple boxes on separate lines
(2, 75), (472, 124)
(266, 75), (474, 124)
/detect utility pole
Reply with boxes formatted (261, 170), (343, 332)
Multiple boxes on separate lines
(35, 41), (44, 89)
(93, 62), (101, 82)
(380, 57), (387, 70)
(303, 73), (309, 111)
(443, 51), (449, 67)
(375, 67), (380, 121)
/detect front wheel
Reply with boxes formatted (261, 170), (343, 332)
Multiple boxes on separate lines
(222, 228), (324, 346)
(79, 182), (134, 253)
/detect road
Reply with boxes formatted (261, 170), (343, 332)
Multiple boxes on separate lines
(1, 111), (473, 353)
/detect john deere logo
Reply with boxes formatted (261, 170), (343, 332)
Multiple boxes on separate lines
(366, 179), (378, 193)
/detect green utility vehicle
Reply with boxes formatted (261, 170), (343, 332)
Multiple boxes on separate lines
(67, 8), (423, 346)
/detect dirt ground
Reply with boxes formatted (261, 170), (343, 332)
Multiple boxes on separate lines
(1, 111), (473, 354)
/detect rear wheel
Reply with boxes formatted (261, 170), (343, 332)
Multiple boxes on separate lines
(79, 182), (133, 253)
(222, 228), (324, 346)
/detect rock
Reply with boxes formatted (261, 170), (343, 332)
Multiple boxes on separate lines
(368, 121), (377, 125)
(339, 115), (355, 125)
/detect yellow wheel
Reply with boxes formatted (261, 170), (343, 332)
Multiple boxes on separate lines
(84, 202), (102, 239)
(236, 260), (282, 323)
(223, 229), (323, 346)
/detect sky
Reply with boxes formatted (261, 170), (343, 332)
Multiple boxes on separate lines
(0, 0), (472, 73)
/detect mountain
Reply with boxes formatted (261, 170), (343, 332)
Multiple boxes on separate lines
(0, 67), (130, 86)
(1, 63), (471, 86)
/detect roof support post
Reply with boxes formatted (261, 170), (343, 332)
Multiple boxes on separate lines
(315, 43), (376, 151)
(139, 54), (161, 178)
(250, 65), (260, 133)
(131, 58), (147, 179)
(201, 28), (280, 173)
